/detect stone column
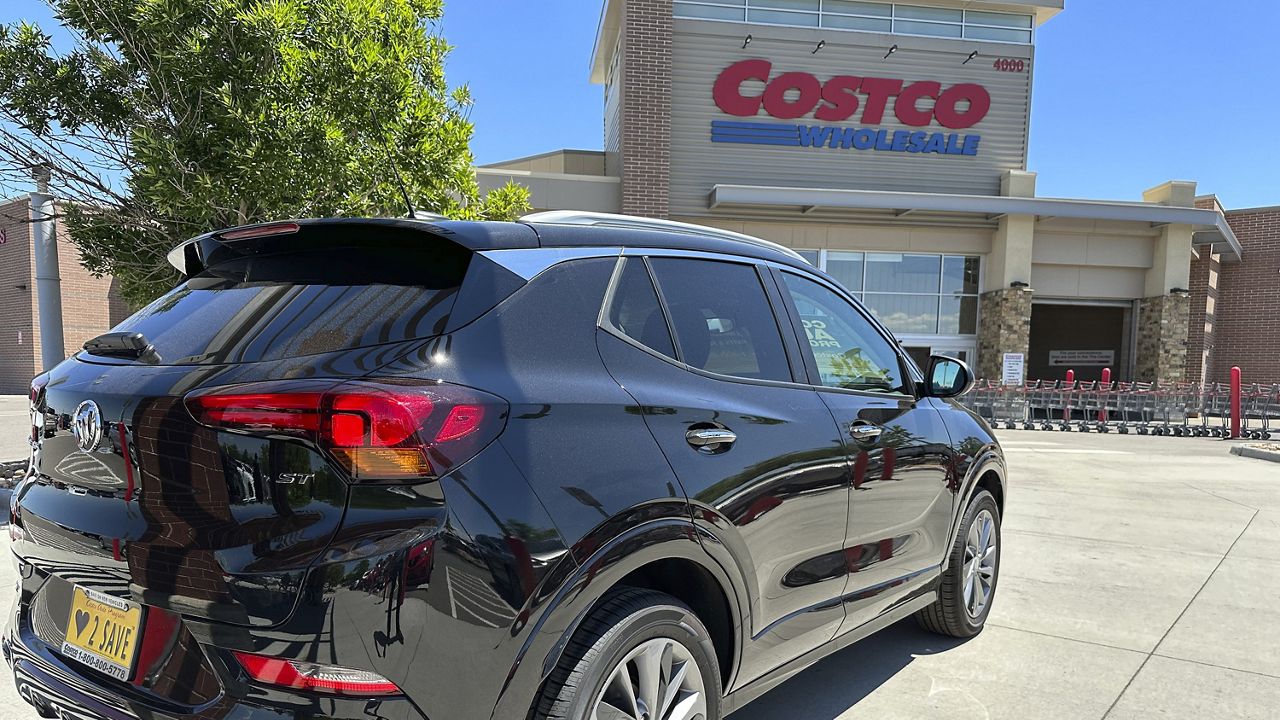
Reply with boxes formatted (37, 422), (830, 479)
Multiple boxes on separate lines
(1137, 181), (1196, 384)
(977, 170), (1037, 382)
(1135, 294), (1190, 384)
(977, 286), (1033, 382)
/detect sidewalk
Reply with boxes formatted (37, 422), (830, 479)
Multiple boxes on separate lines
(0, 395), (28, 463)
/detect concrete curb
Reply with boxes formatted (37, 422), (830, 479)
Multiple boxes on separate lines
(1231, 444), (1280, 464)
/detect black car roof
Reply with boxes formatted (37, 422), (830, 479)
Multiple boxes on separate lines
(169, 217), (815, 275)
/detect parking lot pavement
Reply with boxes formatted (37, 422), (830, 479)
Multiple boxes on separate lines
(734, 430), (1280, 720)
(0, 427), (1276, 719)
(0, 396), (28, 463)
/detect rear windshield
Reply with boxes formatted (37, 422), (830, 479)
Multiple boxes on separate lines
(109, 232), (470, 365)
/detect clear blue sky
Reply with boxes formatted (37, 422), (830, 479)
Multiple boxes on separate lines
(6, 1), (1278, 208)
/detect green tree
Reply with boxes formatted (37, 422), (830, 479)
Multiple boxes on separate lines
(0, 0), (529, 305)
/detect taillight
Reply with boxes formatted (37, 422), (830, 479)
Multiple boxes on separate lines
(29, 373), (49, 444)
(233, 651), (401, 696)
(185, 379), (506, 482)
(8, 493), (23, 543)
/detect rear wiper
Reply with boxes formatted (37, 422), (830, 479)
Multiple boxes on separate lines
(83, 331), (161, 362)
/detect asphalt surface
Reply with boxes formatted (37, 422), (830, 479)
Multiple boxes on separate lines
(0, 409), (1278, 719)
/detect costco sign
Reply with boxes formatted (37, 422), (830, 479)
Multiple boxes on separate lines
(711, 59), (991, 156)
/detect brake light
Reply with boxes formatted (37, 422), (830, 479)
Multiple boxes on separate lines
(233, 651), (401, 696)
(29, 373), (49, 444)
(218, 222), (300, 241)
(185, 379), (506, 482)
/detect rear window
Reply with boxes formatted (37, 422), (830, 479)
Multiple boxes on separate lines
(110, 232), (470, 365)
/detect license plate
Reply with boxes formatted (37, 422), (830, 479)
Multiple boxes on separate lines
(60, 586), (143, 681)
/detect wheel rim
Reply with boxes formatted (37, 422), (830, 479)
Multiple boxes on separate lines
(963, 509), (998, 619)
(591, 637), (707, 720)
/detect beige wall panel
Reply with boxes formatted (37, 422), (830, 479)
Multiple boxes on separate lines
(1078, 267), (1146, 299)
(1031, 264), (1080, 296)
(829, 225), (912, 251)
(1032, 233), (1088, 265)
(1031, 264), (1146, 300)
(1085, 234), (1153, 268)
(909, 227), (991, 254)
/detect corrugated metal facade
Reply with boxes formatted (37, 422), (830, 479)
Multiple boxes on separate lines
(669, 18), (1034, 217)
(604, 36), (623, 177)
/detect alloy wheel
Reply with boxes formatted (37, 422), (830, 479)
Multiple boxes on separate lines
(591, 637), (707, 720)
(963, 509), (998, 618)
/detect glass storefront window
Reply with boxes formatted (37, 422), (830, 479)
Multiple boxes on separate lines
(939, 295), (979, 335)
(826, 251), (864, 292)
(794, 249), (981, 336)
(942, 256), (980, 295)
(863, 293), (939, 334)
(866, 253), (941, 294)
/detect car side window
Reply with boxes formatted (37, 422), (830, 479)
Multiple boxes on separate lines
(648, 258), (792, 383)
(606, 258), (678, 358)
(780, 271), (908, 394)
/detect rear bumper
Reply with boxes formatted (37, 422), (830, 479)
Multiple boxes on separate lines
(3, 567), (426, 720)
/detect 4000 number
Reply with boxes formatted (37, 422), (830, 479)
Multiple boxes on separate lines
(993, 58), (1027, 72)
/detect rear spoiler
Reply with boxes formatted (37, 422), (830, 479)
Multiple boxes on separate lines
(166, 218), (541, 276)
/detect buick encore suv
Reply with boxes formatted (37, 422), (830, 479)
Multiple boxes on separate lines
(6, 212), (1005, 720)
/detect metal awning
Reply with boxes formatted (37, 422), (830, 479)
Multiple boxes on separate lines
(708, 184), (1244, 261)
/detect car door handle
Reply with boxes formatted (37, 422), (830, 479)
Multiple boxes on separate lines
(849, 422), (884, 442)
(686, 428), (738, 448)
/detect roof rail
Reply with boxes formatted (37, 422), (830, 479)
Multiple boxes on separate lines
(521, 210), (807, 263)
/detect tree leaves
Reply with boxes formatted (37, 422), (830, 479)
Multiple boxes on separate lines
(0, 0), (530, 306)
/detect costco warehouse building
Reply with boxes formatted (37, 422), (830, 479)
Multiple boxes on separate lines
(478, 0), (1280, 388)
(1, 0), (1278, 394)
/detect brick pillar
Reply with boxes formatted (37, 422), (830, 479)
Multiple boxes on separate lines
(1185, 249), (1219, 383)
(619, 0), (672, 218)
(1135, 294), (1190, 384)
(977, 287), (1033, 382)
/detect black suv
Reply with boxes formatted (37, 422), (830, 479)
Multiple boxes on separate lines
(6, 213), (1005, 720)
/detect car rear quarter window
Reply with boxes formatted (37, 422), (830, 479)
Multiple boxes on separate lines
(607, 258), (678, 358)
(111, 236), (470, 365)
(647, 258), (791, 383)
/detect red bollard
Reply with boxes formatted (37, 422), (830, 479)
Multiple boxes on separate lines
(1230, 366), (1242, 439)
(1099, 367), (1112, 423)
(1064, 369), (1075, 422)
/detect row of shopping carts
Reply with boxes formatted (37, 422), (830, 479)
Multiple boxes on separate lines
(968, 381), (1279, 440)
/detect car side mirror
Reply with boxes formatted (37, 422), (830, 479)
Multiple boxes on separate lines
(925, 355), (975, 398)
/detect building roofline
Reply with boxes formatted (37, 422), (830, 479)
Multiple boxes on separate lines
(589, 0), (1064, 83)
(708, 184), (1244, 261)
(480, 148), (606, 169)
(1225, 204), (1280, 215)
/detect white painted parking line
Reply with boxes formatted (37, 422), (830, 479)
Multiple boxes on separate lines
(997, 441), (1066, 446)
(1002, 448), (1133, 455)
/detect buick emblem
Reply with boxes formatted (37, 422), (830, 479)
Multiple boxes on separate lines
(72, 400), (104, 453)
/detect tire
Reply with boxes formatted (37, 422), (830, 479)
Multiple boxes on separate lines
(535, 588), (722, 720)
(916, 490), (1002, 639)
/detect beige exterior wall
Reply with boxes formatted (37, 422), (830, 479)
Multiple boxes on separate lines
(483, 149), (609, 176)
(678, 216), (991, 256)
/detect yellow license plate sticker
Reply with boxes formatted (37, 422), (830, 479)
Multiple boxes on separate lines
(61, 586), (142, 681)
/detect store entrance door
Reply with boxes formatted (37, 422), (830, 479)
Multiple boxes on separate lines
(1028, 302), (1132, 382)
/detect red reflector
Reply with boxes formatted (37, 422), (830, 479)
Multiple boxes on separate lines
(435, 404), (484, 442)
(329, 412), (366, 447)
(233, 651), (401, 696)
(219, 222), (301, 241)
